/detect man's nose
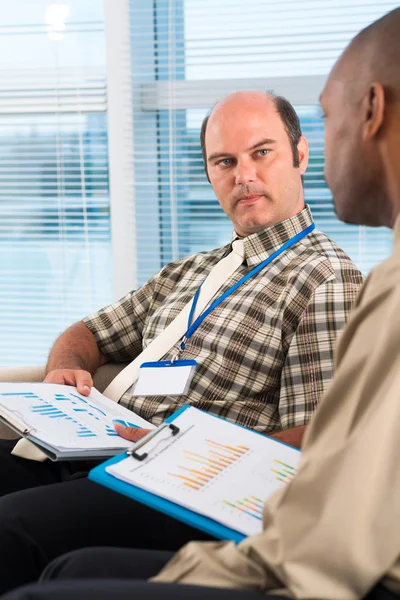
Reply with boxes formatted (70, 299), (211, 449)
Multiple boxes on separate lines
(234, 160), (257, 186)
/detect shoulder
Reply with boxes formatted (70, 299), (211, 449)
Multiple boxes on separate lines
(285, 229), (364, 288)
(276, 230), (364, 321)
(355, 251), (400, 307)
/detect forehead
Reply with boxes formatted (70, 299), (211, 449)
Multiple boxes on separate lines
(205, 97), (288, 153)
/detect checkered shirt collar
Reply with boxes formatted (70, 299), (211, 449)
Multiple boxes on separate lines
(231, 204), (314, 267)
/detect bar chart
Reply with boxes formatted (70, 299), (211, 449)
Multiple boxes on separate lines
(221, 496), (263, 521)
(270, 458), (296, 484)
(0, 386), (136, 448)
(168, 439), (249, 490)
(107, 406), (302, 537)
(15, 391), (117, 439)
(0, 382), (154, 457)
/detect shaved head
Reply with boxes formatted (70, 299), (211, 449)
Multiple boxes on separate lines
(333, 7), (400, 105)
(321, 7), (400, 228)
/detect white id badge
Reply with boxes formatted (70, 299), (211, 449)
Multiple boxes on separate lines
(131, 360), (197, 397)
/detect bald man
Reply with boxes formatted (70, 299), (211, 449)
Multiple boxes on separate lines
(0, 93), (362, 594)
(6, 6), (400, 600)
(41, 91), (361, 450)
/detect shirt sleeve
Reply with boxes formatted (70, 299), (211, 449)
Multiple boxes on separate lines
(278, 275), (361, 429)
(83, 273), (158, 363)
(152, 275), (400, 599)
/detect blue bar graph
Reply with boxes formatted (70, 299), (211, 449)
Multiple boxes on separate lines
(105, 424), (119, 437)
(30, 402), (96, 438)
(0, 392), (40, 397)
(0, 389), (123, 440)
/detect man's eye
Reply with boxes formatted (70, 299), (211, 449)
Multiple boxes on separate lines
(257, 149), (269, 156)
(217, 158), (233, 166)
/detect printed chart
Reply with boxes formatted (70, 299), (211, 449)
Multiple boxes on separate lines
(270, 458), (296, 484)
(168, 440), (249, 490)
(0, 383), (153, 452)
(221, 496), (263, 521)
(24, 391), (115, 439)
(107, 407), (301, 536)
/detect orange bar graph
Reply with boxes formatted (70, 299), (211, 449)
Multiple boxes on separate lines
(205, 440), (248, 456)
(167, 439), (250, 491)
(204, 467), (220, 476)
(168, 473), (205, 487)
(208, 450), (235, 464)
(183, 451), (225, 470)
(178, 467), (211, 483)
(184, 482), (201, 491)
(182, 456), (220, 474)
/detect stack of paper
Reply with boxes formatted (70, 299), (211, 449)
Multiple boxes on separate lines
(102, 406), (301, 538)
(0, 382), (154, 460)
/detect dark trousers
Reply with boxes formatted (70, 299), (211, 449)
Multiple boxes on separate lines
(0, 440), (398, 600)
(37, 547), (400, 600)
(2, 547), (398, 600)
(0, 440), (214, 595)
(1, 548), (270, 600)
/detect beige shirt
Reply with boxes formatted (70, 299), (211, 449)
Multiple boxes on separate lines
(152, 216), (400, 599)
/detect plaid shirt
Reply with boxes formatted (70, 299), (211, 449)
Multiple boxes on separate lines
(84, 206), (363, 433)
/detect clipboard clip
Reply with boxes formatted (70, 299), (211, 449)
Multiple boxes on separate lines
(127, 422), (180, 461)
(0, 403), (34, 435)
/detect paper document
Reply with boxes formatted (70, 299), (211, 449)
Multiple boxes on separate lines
(0, 382), (154, 458)
(106, 407), (300, 536)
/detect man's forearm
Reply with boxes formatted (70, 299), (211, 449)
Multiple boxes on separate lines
(269, 425), (306, 449)
(46, 321), (108, 374)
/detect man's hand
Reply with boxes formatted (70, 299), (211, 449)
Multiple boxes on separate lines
(269, 425), (307, 449)
(44, 369), (93, 396)
(114, 423), (152, 443)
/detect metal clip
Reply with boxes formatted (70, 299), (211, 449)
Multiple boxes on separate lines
(169, 336), (187, 364)
(128, 422), (180, 461)
(169, 348), (180, 364)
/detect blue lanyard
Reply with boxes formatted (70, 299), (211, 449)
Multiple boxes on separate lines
(180, 223), (315, 352)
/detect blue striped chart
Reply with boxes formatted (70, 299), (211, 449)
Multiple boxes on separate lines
(0, 390), (119, 440)
(31, 401), (97, 438)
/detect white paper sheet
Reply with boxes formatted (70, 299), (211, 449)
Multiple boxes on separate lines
(106, 407), (301, 536)
(0, 382), (154, 452)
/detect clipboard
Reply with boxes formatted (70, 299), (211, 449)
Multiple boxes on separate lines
(0, 383), (154, 461)
(88, 405), (246, 543)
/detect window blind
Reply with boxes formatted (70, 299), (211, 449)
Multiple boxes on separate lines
(0, 1), (112, 367)
(122, 0), (398, 288)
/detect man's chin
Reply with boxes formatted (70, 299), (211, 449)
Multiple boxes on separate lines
(235, 221), (272, 236)
(334, 203), (384, 228)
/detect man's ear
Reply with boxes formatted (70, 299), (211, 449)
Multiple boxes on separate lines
(362, 82), (385, 140)
(297, 136), (309, 174)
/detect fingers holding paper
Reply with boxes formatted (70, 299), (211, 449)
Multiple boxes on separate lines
(44, 369), (93, 396)
(114, 423), (152, 442)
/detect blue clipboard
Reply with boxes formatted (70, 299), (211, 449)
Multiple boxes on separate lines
(88, 405), (246, 543)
